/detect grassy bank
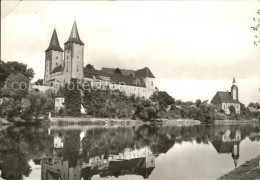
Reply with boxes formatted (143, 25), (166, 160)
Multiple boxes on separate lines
(218, 155), (260, 180)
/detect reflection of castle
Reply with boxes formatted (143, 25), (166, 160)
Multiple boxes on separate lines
(212, 129), (241, 168)
(41, 158), (81, 180)
(83, 147), (155, 180)
(41, 131), (155, 180)
(41, 132), (82, 180)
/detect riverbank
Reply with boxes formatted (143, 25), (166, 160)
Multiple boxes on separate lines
(49, 117), (201, 126)
(218, 155), (260, 180)
(215, 119), (259, 124)
(50, 117), (145, 126)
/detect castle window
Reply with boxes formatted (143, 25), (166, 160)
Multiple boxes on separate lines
(77, 56), (79, 59)
(56, 56), (58, 60)
(67, 56), (68, 59)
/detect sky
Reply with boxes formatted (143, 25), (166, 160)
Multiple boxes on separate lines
(1, 0), (260, 105)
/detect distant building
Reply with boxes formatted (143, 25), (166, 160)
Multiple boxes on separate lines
(43, 21), (156, 99)
(211, 78), (240, 115)
(55, 97), (65, 111)
(247, 106), (258, 114)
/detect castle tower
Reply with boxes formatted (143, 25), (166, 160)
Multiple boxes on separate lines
(44, 28), (63, 83)
(231, 77), (239, 100)
(63, 21), (84, 83)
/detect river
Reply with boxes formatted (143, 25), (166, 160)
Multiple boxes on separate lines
(0, 123), (259, 180)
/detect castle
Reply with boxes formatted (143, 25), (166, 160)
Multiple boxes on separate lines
(44, 21), (156, 98)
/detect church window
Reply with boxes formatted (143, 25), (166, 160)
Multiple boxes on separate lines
(67, 56), (68, 59)
(56, 56), (58, 60)
(77, 56), (79, 59)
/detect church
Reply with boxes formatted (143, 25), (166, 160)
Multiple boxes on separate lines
(211, 78), (240, 115)
(43, 21), (156, 98)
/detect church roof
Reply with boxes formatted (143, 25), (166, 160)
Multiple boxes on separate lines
(211, 91), (240, 104)
(46, 29), (63, 52)
(65, 21), (84, 45)
(212, 140), (240, 154)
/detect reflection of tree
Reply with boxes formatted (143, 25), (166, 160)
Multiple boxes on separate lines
(1, 123), (260, 180)
(0, 126), (53, 179)
(63, 131), (80, 168)
(1, 151), (31, 180)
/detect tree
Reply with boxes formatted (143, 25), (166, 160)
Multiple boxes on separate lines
(229, 105), (236, 115)
(3, 73), (29, 101)
(34, 79), (43, 85)
(195, 99), (202, 108)
(63, 79), (81, 116)
(251, 9), (260, 46)
(20, 91), (54, 120)
(150, 91), (175, 111)
(134, 99), (159, 121)
(248, 102), (260, 109)
(0, 61), (34, 83)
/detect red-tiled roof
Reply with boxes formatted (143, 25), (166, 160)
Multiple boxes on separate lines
(211, 91), (240, 104)
(65, 21), (84, 45)
(84, 67), (146, 87)
(102, 67), (155, 78)
(102, 68), (135, 76)
(135, 67), (155, 78)
(84, 68), (109, 77)
(109, 73), (146, 87)
(46, 29), (63, 52)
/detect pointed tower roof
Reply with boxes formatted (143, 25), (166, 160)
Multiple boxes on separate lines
(233, 77), (236, 83)
(65, 21), (84, 45)
(46, 28), (63, 52)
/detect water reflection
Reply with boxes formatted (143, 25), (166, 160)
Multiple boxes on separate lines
(212, 129), (241, 168)
(0, 124), (259, 180)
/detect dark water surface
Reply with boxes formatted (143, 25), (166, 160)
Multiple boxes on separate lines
(0, 124), (260, 180)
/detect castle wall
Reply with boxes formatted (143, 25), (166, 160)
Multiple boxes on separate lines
(71, 43), (84, 80)
(63, 43), (84, 82)
(51, 50), (63, 72)
(64, 43), (73, 83)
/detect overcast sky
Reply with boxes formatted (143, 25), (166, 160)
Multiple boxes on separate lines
(1, 0), (260, 105)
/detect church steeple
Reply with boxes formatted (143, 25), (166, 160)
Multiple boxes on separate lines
(233, 77), (236, 84)
(46, 28), (63, 52)
(65, 21), (84, 45)
(231, 77), (238, 101)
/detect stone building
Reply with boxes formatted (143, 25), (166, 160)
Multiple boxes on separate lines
(43, 21), (156, 99)
(211, 78), (240, 115)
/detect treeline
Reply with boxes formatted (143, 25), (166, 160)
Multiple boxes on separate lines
(54, 80), (218, 123)
(1, 61), (259, 122)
